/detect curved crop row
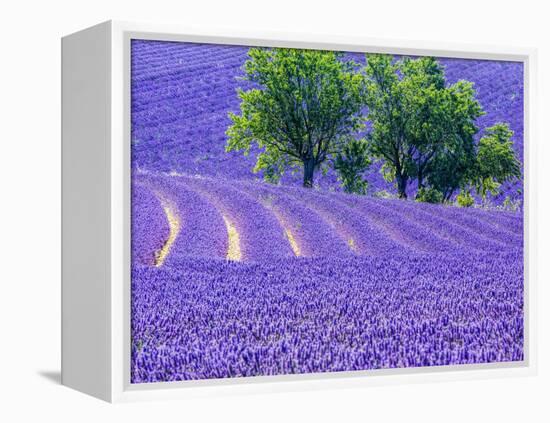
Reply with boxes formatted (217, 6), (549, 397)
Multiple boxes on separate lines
(266, 183), (412, 257)
(335, 192), (459, 254)
(133, 173), (523, 265)
(459, 206), (523, 235)
(233, 180), (353, 258)
(360, 196), (519, 252)
(381, 197), (523, 242)
(131, 183), (171, 266)
(141, 174), (228, 263)
(176, 175), (295, 262)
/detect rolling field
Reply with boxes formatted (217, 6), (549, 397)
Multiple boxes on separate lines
(130, 40), (524, 383)
(131, 173), (523, 383)
(131, 40), (524, 203)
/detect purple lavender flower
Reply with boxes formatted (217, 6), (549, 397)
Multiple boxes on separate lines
(129, 40), (524, 383)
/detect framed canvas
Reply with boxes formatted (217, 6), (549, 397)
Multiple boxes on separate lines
(61, 21), (538, 402)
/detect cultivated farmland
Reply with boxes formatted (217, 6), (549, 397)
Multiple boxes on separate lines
(130, 40), (524, 383)
(131, 40), (524, 203)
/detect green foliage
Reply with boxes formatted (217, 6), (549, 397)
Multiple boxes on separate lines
(470, 123), (521, 202)
(226, 47), (365, 187)
(421, 81), (483, 201)
(363, 54), (409, 198)
(226, 50), (519, 202)
(456, 190), (475, 207)
(364, 54), (484, 200)
(333, 138), (371, 194)
(500, 196), (521, 212)
(415, 186), (444, 204)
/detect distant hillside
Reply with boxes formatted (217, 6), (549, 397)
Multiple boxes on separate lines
(131, 40), (523, 205)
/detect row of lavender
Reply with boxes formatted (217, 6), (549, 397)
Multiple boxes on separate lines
(132, 173), (522, 265)
(132, 252), (523, 382)
(131, 173), (523, 382)
(130, 40), (524, 383)
(131, 40), (523, 203)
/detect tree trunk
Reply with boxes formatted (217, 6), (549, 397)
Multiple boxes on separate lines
(303, 158), (315, 188)
(444, 186), (456, 202)
(417, 167), (424, 190)
(396, 174), (408, 199)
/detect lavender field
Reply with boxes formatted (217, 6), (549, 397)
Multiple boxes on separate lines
(131, 40), (524, 203)
(130, 40), (524, 383)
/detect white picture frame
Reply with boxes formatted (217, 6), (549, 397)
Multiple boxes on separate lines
(61, 20), (538, 403)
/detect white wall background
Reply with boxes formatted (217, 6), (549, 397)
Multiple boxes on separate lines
(0, 0), (548, 421)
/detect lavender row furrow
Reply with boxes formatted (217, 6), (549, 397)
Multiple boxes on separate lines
(281, 184), (455, 255)
(378, 196), (523, 237)
(358, 196), (519, 252)
(132, 173), (521, 264)
(280, 184), (412, 256)
(233, 180), (353, 258)
(141, 174), (228, 262)
(461, 207), (523, 235)
(177, 175), (295, 262)
(131, 183), (170, 266)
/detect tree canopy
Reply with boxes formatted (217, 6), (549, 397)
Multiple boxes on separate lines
(363, 54), (484, 199)
(470, 123), (521, 202)
(226, 49), (521, 207)
(226, 48), (365, 187)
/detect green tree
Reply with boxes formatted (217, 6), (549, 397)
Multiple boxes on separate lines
(364, 54), (484, 199)
(226, 48), (365, 187)
(408, 79), (483, 198)
(420, 80), (484, 202)
(470, 123), (521, 203)
(363, 54), (409, 198)
(400, 57), (446, 191)
(333, 138), (371, 194)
